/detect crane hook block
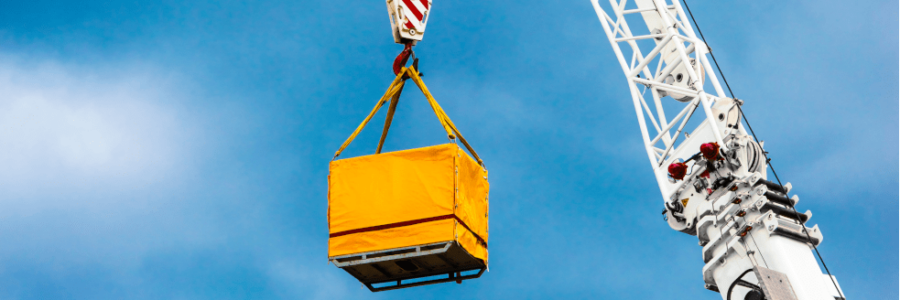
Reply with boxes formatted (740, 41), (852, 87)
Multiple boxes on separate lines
(387, 0), (432, 44)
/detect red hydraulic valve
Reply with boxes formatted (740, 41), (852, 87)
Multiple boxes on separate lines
(700, 142), (720, 160)
(668, 162), (687, 180)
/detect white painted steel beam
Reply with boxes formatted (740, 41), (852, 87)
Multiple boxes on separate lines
(589, 1), (842, 299)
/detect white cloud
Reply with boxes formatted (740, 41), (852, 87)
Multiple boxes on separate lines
(0, 54), (212, 273)
(0, 56), (192, 200)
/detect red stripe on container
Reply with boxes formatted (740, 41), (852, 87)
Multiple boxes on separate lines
(330, 214), (487, 246)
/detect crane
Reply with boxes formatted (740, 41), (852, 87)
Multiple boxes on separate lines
(328, 0), (491, 292)
(589, 1), (845, 299)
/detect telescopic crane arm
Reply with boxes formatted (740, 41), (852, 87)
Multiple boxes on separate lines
(590, 1), (845, 299)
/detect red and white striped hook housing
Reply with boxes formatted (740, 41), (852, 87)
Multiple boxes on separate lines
(387, 0), (432, 44)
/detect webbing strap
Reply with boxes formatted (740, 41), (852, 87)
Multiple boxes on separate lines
(333, 70), (407, 160)
(332, 66), (485, 167)
(406, 67), (456, 141)
(406, 67), (484, 166)
(376, 82), (404, 154)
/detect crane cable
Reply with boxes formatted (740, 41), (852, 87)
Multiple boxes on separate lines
(680, 1), (844, 298)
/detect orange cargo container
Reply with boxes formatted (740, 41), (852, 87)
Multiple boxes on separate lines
(328, 143), (489, 291)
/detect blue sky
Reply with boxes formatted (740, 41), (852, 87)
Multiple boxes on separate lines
(0, 0), (895, 299)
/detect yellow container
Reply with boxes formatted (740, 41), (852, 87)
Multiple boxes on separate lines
(328, 143), (489, 263)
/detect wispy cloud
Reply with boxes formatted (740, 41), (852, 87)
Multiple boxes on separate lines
(0, 52), (359, 299)
(0, 55), (192, 199)
(0, 54), (219, 298)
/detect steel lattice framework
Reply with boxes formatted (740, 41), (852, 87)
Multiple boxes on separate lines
(590, 0), (743, 200)
(590, 1), (846, 299)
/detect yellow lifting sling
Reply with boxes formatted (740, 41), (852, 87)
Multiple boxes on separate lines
(332, 66), (483, 165)
(328, 65), (489, 292)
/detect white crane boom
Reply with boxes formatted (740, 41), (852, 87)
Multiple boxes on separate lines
(590, 1), (845, 299)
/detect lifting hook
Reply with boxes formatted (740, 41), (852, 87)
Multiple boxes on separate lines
(393, 42), (414, 75)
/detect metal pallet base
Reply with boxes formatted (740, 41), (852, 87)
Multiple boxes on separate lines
(330, 241), (486, 292)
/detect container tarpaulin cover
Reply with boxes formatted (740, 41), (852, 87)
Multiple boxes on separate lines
(328, 66), (489, 292)
(328, 143), (489, 262)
